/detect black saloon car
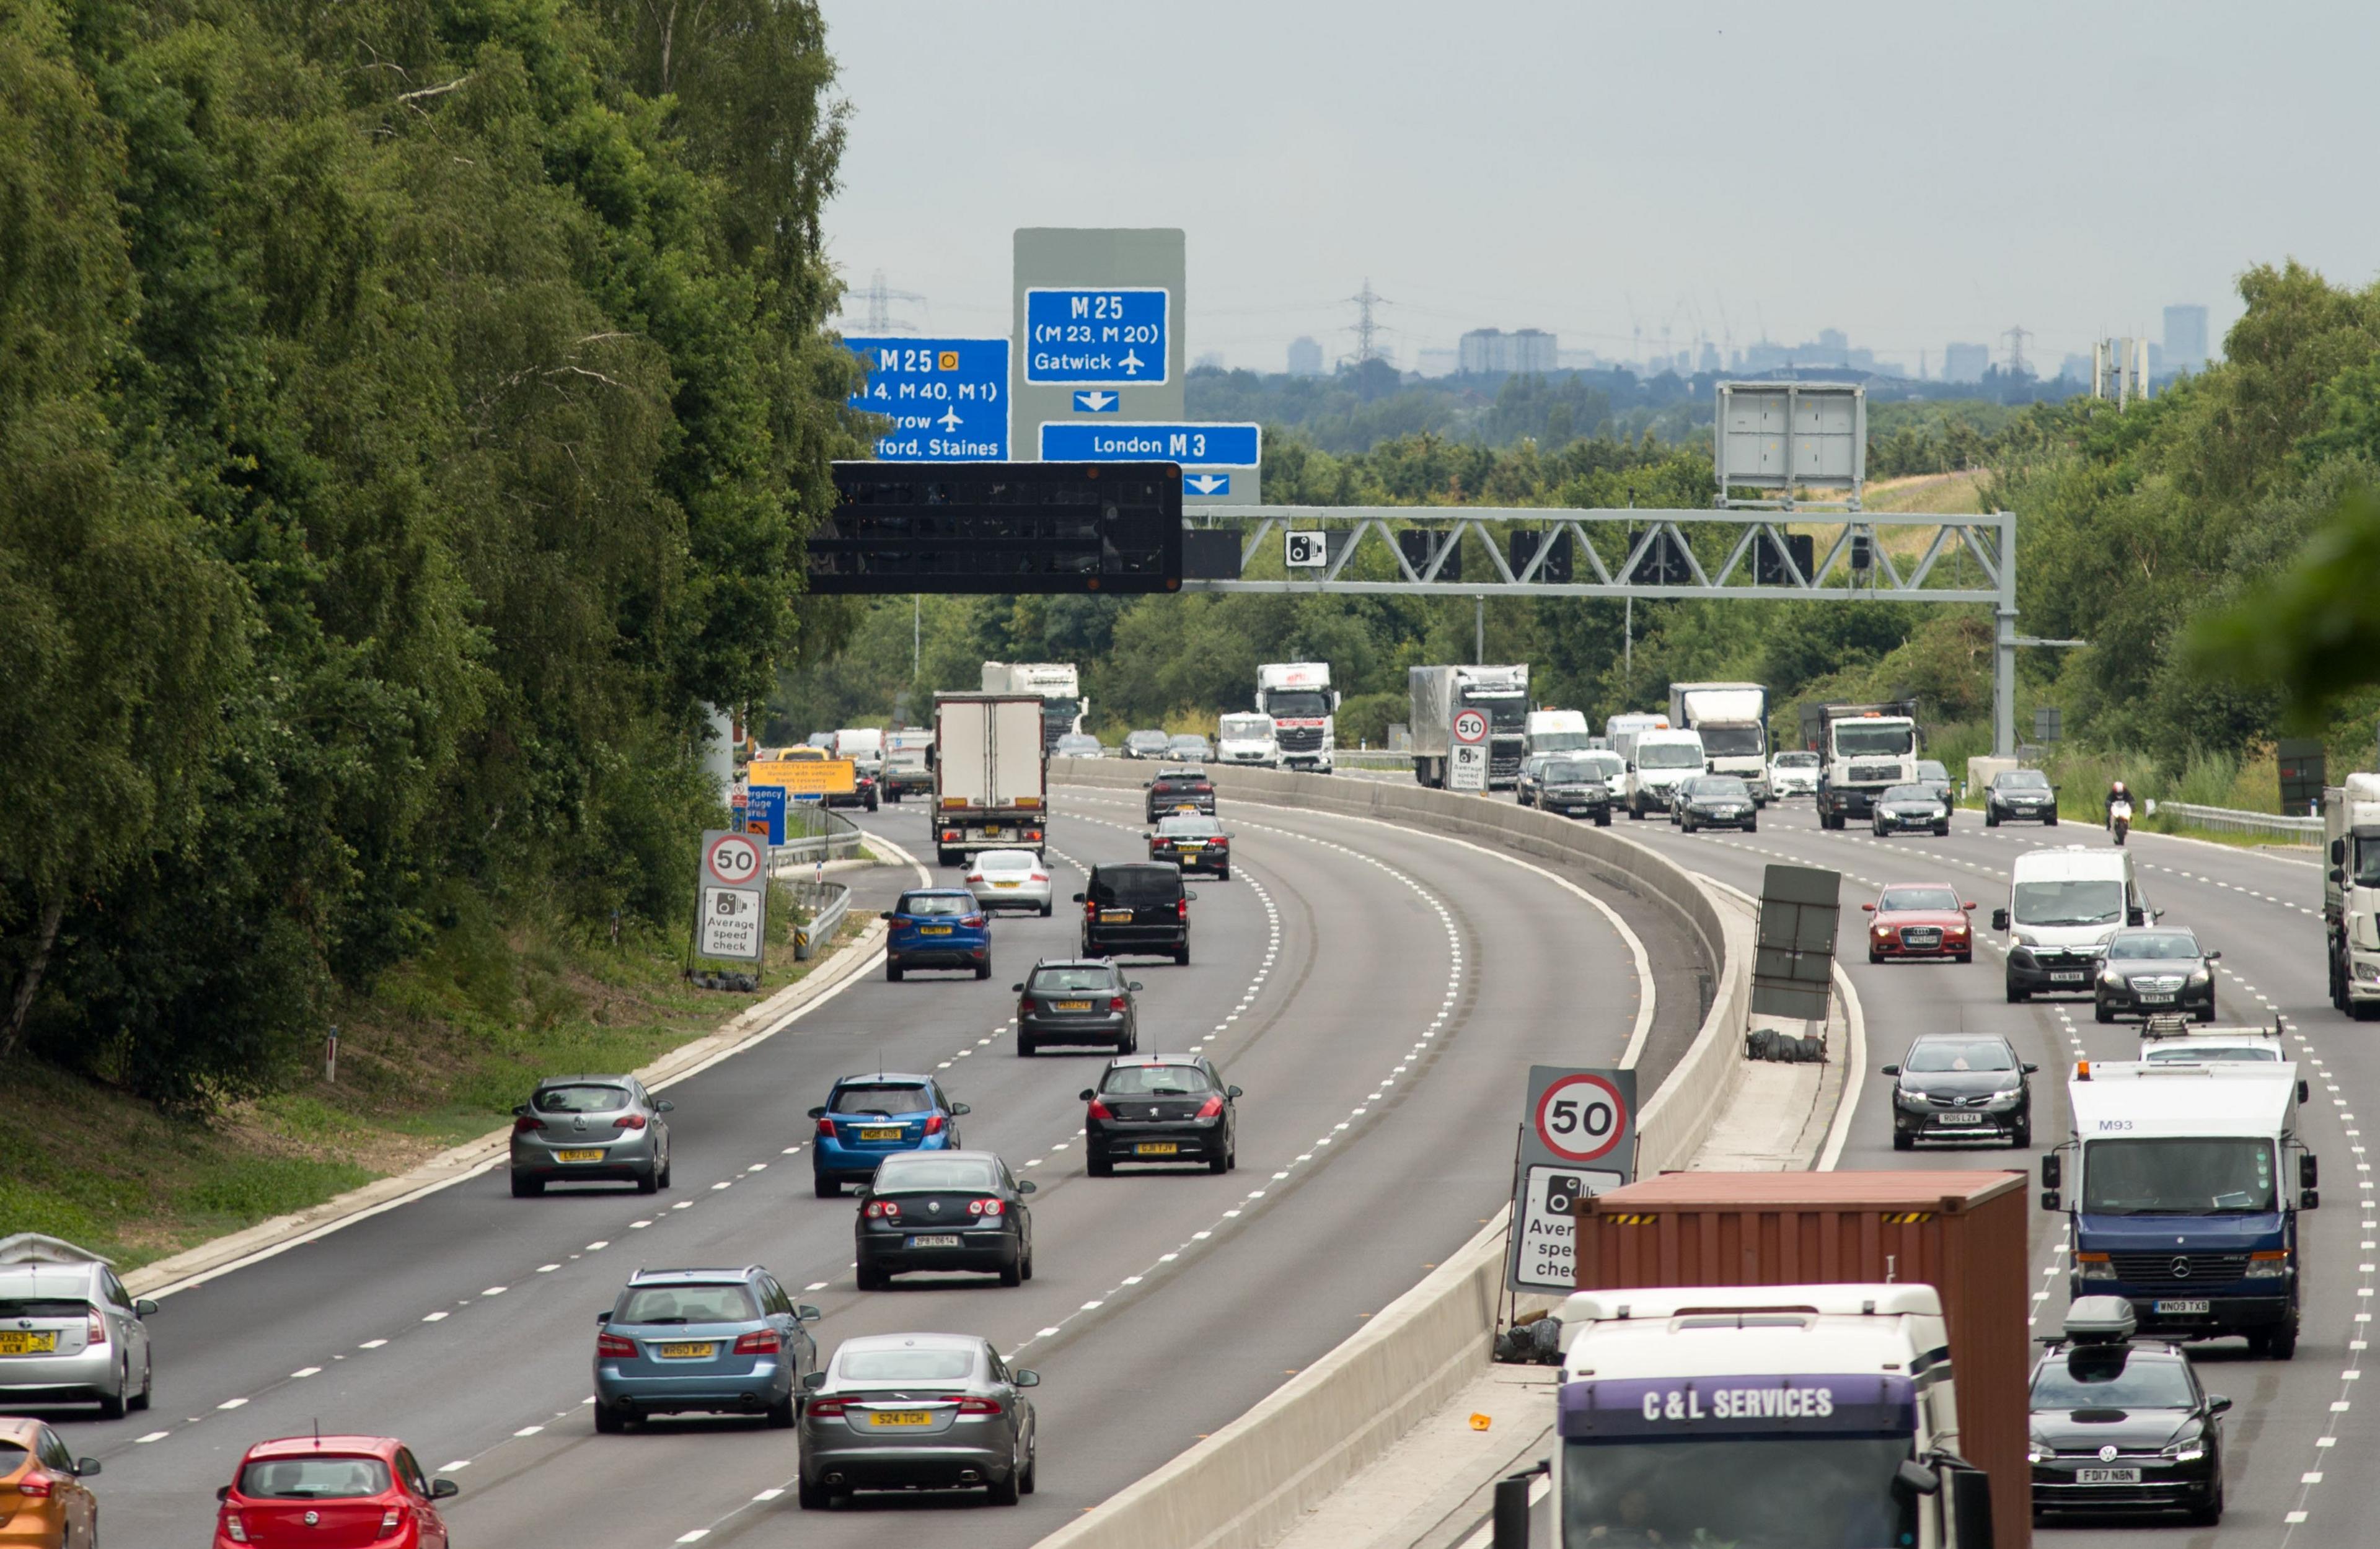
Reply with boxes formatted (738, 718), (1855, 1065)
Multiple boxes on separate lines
(1675, 774), (1758, 833)
(1121, 729), (1171, 760)
(2094, 928), (2219, 1024)
(1015, 959), (1140, 1055)
(1871, 782), (1951, 836)
(1147, 813), (1232, 877)
(2030, 1300), (2228, 1525)
(1884, 1033), (2036, 1149)
(853, 1150), (1035, 1289)
(1985, 768), (2060, 826)
(1082, 1055), (1240, 1175)
(1144, 768), (1216, 823)
(1077, 862), (1194, 964)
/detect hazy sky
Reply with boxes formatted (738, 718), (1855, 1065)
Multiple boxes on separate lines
(816, 2), (2379, 375)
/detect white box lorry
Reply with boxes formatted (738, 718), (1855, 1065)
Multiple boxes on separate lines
(979, 662), (1086, 752)
(932, 693), (1047, 868)
(1408, 664), (1531, 788)
(2325, 771), (2380, 1020)
(1255, 662), (1338, 772)
(1668, 681), (1773, 804)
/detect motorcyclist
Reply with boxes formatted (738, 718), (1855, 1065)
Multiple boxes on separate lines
(2104, 779), (2132, 820)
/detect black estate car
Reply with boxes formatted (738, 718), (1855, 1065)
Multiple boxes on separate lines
(2031, 1299), (2229, 1525)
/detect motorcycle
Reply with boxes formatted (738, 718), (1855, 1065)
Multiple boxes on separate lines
(2109, 797), (2133, 846)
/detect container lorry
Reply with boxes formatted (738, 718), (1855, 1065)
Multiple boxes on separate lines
(1668, 682), (1773, 804)
(979, 662), (1086, 753)
(932, 693), (1048, 867)
(1804, 700), (1921, 829)
(2325, 771), (2380, 1020)
(1254, 662), (1338, 773)
(2046, 1058), (2317, 1358)
(1564, 1170), (2024, 1548)
(1408, 664), (1531, 788)
(1525, 708), (1597, 757)
(1215, 711), (1278, 768)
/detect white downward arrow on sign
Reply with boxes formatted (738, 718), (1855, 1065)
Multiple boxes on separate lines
(1186, 475), (1225, 494)
(1119, 349), (1145, 375)
(1079, 392), (1116, 410)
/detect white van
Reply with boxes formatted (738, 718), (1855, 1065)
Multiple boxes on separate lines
(1215, 713), (1278, 766)
(831, 727), (886, 776)
(1993, 845), (2154, 1002)
(1623, 728), (1707, 819)
(1603, 712), (1670, 767)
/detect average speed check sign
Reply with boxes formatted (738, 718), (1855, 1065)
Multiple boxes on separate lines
(1508, 1065), (1635, 1295)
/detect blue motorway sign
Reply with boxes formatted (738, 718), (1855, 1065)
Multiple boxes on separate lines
(744, 786), (788, 844)
(1024, 289), (1170, 384)
(1039, 421), (1261, 468)
(844, 336), (1009, 460)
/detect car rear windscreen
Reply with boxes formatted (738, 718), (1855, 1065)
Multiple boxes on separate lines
(0, 1299), (90, 1319)
(240, 1456), (394, 1499)
(617, 1283), (759, 1324)
(875, 1157), (1000, 1191)
(1091, 867), (1181, 905)
(0, 1442), (25, 1474)
(832, 1083), (930, 1115)
(1031, 966), (1118, 993)
(840, 1348), (976, 1382)
(899, 892), (973, 917)
(1101, 1063), (1212, 1095)
(534, 1084), (630, 1114)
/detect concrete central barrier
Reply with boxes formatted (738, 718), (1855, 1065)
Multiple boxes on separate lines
(1034, 760), (1753, 1549)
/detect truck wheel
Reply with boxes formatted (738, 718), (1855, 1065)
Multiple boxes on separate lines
(937, 848), (957, 867)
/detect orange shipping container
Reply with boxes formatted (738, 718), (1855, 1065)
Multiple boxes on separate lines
(1575, 1170), (2031, 1549)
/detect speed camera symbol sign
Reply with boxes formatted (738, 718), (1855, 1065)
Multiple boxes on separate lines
(1452, 708), (1489, 744)
(1533, 1071), (1628, 1164)
(1284, 531), (1328, 569)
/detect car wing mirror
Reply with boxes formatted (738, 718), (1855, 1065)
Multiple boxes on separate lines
(431, 1478), (460, 1500)
(1127, 981), (1143, 991)
(512, 1104), (530, 1118)
(1078, 1089), (1097, 1102)
(796, 1304), (821, 1322)
(1011, 983), (1024, 992)
(1014, 1368), (1041, 1387)
(1894, 1458), (1939, 1496)
(807, 1106), (826, 1119)
(655, 1100), (673, 1113)
(2022, 1063), (2040, 1075)
(1962, 902), (1977, 911)
(1880, 1064), (1900, 1076)
(1991, 908), (2010, 931)
(2206, 950), (2221, 961)
(74, 1458), (100, 1478)
(950, 1102), (971, 1117)
(1018, 1179), (1036, 1194)
(218, 1485), (232, 1503)
(1186, 890), (1198, 901)
(1072, 892), (1086, 902)
(801, 1370), (827, 1392)
(879, 910), (896, 921)
(2299, 1079), (2311, 1104)
(1226, 1084), (1243, 1099)
(2208, 1394), (2232, 1416)
(135, 1297), (160, 1316)
(596, 1309), (611, 1323)
(1861, 902), (1876, 911)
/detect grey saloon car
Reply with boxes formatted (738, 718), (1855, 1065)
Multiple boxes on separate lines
(0, 1234), (159, 1417)
(593, 1265), (819, 1432)
(798, 1333), (1039, 1508)
(511, 1075), (674, 1196)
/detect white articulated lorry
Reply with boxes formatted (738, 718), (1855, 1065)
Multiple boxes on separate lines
(932, 693), (1047, 868)
(1554, 1283), (1994, 1548)
(2326, 771), (2380, 1020)
(979, 662), (1086, 753)
(1668, 682), (1773, 804)
(1254, 662), (1338, 772)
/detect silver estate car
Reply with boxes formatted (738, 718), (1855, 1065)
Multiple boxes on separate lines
(510, 1076), (674, 1196)
(0, 1234), (158, 1417)
(964, 848), (1053, 916)
(797, 1333), (1039, 1509)
(593, 1266), (819, 1432)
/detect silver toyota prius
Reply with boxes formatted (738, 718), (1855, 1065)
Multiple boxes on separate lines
(797, 1333), (1039, 1509)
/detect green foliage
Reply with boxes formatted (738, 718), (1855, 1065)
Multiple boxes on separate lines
(2188, 485), (2380, 729)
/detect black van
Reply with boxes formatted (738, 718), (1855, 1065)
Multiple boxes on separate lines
(1077, 862), (1195, 965)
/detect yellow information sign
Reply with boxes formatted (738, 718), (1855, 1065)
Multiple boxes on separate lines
(749, 757), (855, 797)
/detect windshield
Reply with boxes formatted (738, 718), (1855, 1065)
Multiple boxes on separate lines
(1534, 732), (1596, 752)
(1056, 735), (1101, 755)
(1101, 1063), (1214, 1095)
(1905, 1038), (2015, 1073)
(2032, 1350), (2197, 1410)
(1773, 752), (1818, 768)
(2013, 878), (2125, 928)
(617, 1283), (758, 1324)
(897, 892), (974, 918)
(1699, 725), (1766, 757)
(1543, 761), (1608, 785)
(2107, 932), (2201, 960)
(1881, 786), (1936, 803)
(1168, 736), (1210, 751)
(1030, 965), (1120, 993)
(2144, 1045), (2278, 1063)
(831, 1082), (931, 1115)
(1219, 716), (1272, 738)
(1561, 1437), (1916, 1549)
(1460, 692), (1528, 732)
(2354, 836), (2380, 888)
(534, 1084), (629, 1114)
(1879, 887), (1960, 913)
(1915, 761), (1948, 781)
(1264, 690), (1329, 719)
(1637, 742), (1705, 770)
(240, 1457), (395, 1500)
(1833, 723), (1914, 757)
(840, 1347), (976, 1382)
(2084, 1137), (2276, 1214)
(875, 1156), (1000, 1191)
(1998, 770), (2051, 789)
(1693, 778), (1752, 799)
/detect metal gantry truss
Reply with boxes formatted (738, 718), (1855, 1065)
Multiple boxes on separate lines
(1180, 505), (2024, 755)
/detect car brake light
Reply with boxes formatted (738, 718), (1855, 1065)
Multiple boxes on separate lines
(1025, 829), (1043, 841)
(514, 1113), (545, 1133)
(941, 829), (959, 841)
(808, 1398), (848, 1416)
(963, 915), (984, 928)
(87, 1309), (106, 1346)
(1108, 996), (1128, 1011)
(967, 1198), (1004, 1217)
(924, 1113), (946, 1134)
(597, 1332), (637, 1358)
(223, 1510), (249, 1542)
(380, 1507), (405, 1535)
(1087, 1099), (1113, 1120)
(1029, 872), (1047, 883)
(816, 1116), (837, 1137)
(1177, 897), (1188, 921)
(956, 1395), (1003, 1415)
(1196, 1095), (1225, 1119)
(1020, 996), (1036, 1015)
(866, 1199), (901, 1219)
(1084, 899), (1098, 918)
(617, 1113), (646, 1130)
(17, 1469), (52, 1498)
(733, 1329), (782, 1354)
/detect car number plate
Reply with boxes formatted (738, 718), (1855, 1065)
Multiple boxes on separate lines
(1054, 999), (1092, 1012)
(994, 880), (1019, 889)
(919, 924), (953, 935)
(1173, 803), (1199, 812)
(858, 1126), (902, 1141)
(1101, 910), (1132, 923)
(1934, 1112), (1985, 1125)
(2138, 993), (2175, 1004)
(2154, 1299), (2211, 1315)
(656, 1341), (716, 1359)
(907, 1234), (961, 1248)
(554, 1148), (605, 1162)
(870, 1410), (935, 1427)
(2076, 1467), (2140, 1485)
(0, 1331), (58, 1354)
(1135, 1142), (1179, 1156)
(2050, 971), (2086, 983)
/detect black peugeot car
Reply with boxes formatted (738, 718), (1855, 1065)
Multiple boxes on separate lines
(1143, 767), (1216, 823)
(1015, 959), (1140, 1055)
(1675, 774), (1758, 833)
(1985, 767), (2060, 826)
(2030, 1298), (2229, 1525)
(853, 1149), (1036, 1289)
(1080, 1055), (1240, 1175)
(1077, 862), (1193, 965)
(1884, 1032), (2037, 1149)
(2094, 927), (2219, 1024)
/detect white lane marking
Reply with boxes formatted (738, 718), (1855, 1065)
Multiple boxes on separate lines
(216, 1397), (248, 1410)
(291, 1366), (321, 1378)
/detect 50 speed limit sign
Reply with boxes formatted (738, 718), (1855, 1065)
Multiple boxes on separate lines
(703, 829), (766, 887)
(1534, 1072), (1628, 1162)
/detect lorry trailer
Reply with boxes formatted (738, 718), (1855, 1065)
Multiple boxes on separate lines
(2325, 771), (2380, 1019)
(932, 693), (1048, 867)
(1408, 664), (1532, 788)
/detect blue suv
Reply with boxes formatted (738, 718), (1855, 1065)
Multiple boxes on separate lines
(593, 1265), (819, 1433)
(883, 888), (992, 981)
(809, 1073), (969, 1198)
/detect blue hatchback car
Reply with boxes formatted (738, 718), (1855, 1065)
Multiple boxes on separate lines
(810, 1072), (969, 1198)
(593, 1265), (819, 1433)
(883, 888), (992, 981)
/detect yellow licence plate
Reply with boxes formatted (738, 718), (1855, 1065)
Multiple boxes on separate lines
(919, 924), (953, 935)
(0, 1331), (58, 1355)
(869, 1410), (935, 1427)
(656, 1341), (716, 1359)
(553, 1149), (605, 1162)
(994, 881), (1019, 888)
(1054, 999), (1092, 1012)
(858, 1126), (903, 1140)
(1135, 1142), (1179, 1156)
(1101, 910), (1132, 923)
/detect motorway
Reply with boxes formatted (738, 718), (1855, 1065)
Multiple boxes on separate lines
(56, 789), (1707, 1547)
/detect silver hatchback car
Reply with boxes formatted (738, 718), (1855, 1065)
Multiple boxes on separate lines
(798, 1333), (1039, 1509)
(511, 1076), (674, 1196)
(0, 1234), (159, 1417)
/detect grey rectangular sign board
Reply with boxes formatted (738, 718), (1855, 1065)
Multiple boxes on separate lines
(1752, 862), (1839, 1022)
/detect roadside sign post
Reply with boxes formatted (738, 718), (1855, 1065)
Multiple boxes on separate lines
(691, 830), (767, 984)
(1507, 1064), (1636, 1296)
(1449, 708), (1489, 793)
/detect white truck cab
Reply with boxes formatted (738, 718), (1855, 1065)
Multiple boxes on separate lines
(1623, 728), (1708, 819)
(1553, 1283), (1989, 1548)
(2326, 772), (2380, 1020)
(1256, 662), (1338, 773)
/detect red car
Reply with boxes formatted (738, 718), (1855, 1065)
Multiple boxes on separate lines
(1863, 882), (1977, 963)
(214, 1435), (457, 1548)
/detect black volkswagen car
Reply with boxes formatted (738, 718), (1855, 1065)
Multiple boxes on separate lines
(1077, 862), (1193, 965)
(1143, 768), (1216, 823)
(1871, 782), (1951, 836)
(1985, 768), (2060, 826)
(1015, 959), (1140, 1055)
(1081, 1055), (1240, 1175)
(853, 1150), (1035, 1289)
(2094, 927), (2219, 1024)
(1884, 1032), (2037, 1149)
(1675, 774), (1758, 833)
(2030, 1299), (2229, 1524)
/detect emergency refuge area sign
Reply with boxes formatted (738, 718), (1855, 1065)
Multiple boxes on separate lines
(1508, 1064), (1636, 1294)
(695, 830), (767, 963)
